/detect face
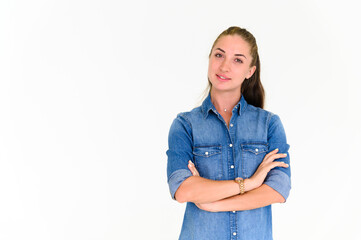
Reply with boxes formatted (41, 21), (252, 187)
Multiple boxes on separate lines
(208, 35), (256, 94)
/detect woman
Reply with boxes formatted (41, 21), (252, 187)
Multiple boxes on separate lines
(166, 26), (291, 240)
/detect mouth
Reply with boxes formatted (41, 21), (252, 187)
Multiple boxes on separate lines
(216, 74), (231, 81)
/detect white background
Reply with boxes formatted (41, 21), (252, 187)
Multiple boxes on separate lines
(0, 0), (360, 239)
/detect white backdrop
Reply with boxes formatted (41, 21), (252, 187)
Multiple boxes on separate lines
(0, 0), (360, 239)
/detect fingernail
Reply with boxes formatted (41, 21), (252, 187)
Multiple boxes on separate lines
(285, 164), (289, 167)
(189, 160), (193, 165)
(275, 148), (279, 151)
(283, 153), (287, 156)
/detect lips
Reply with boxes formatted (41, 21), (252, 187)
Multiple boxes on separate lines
(216, 74), (231, 81)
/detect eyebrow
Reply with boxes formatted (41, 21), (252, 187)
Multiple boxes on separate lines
(216, 48), (247, 59)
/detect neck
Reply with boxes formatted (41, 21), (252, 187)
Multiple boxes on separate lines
(210, 88), (241, 113)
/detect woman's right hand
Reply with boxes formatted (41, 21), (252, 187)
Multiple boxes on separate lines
(246, 148), (288, 191)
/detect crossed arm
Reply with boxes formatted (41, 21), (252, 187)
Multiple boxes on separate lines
(174, 149), (289, 212)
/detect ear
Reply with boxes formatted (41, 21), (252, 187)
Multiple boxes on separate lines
(246, 66), (257, 79)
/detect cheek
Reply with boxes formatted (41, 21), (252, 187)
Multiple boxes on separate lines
(231, 68), (245, 79)
(238, 67), (252, 79)
(208, 61), (217, 75)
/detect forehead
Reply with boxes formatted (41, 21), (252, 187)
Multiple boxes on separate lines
(213, 35), (251, 56)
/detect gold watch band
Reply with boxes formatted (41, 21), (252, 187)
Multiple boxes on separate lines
(234, 177), (245, 194)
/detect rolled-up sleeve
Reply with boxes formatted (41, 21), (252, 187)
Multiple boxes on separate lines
(166, 114), (193, 200)
(264, 114), (291, 201)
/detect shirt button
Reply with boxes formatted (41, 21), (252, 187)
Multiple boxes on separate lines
(231, 165), (234, 169)
(230, 123), (234, 127)
(229, 144), (233, 147)
(232, 211), (236, 213)
(205, 152), (209, 155)
(233, 232), (237, 236)
(255, 148), (259, 152)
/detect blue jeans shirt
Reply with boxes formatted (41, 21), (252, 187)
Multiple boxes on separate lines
(167, 94), (291, 240)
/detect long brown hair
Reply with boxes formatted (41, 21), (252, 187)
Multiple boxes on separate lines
(207, 26), (265, 109)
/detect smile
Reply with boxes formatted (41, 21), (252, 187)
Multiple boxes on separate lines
(216, 74), (231, 81)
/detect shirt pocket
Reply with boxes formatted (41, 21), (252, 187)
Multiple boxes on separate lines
(193, 146), (222, 180)
(241, 143), (269, 178)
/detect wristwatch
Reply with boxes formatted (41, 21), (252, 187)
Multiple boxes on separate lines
(234, 177), (245, 194)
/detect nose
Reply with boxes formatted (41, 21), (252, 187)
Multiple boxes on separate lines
(220, 59), (230, 72)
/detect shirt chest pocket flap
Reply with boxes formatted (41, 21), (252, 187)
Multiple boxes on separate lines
(241, 143), (268, 178)
(193, 146), (222, 180)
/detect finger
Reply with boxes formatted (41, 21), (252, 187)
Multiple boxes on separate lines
(187, 161), (196, 175)
(265, 153), (287, 163)
(267, 161), (289, 170)
(257, 161), (289, 177)
(263, 148), (279, 161)
(188, 160), (200, 176)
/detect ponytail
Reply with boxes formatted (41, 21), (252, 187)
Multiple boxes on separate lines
(241, 52), (265, 108)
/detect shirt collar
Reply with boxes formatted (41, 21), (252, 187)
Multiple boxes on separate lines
(201, 93), (248, 118)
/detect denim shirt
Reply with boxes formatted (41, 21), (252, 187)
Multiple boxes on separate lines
(166, 94), (291, 240)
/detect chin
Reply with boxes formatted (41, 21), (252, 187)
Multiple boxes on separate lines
(212, 84), (241, 93)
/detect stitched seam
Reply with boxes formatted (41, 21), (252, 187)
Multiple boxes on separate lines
(266, 112), (275, 134)
(193, 145), (222, 148)
(178, 112), (193, 134)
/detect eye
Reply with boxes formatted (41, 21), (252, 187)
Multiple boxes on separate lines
(215, 53), (223, 58)
(235, 58), (242, 63)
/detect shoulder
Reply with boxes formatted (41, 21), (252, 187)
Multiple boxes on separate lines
(262, 110), (287, 143)
(245, 103), (271, 114)
(244, 103), (276, 124)
(244, 104), (285, 134)
(174, 105), (204, 124)
(244, 103), (289, 147)
(169, 105), (203, 134)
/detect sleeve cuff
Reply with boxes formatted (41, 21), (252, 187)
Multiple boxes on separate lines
(168, 169), (193, 200)
(264, 169), (291, 201)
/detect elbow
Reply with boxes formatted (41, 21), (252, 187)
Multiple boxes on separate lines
(276, 194), (286, 203)
(175, 195), (186, 203)
(174, 188), (189, 203)
(174, 176), (196, 203)
(275, 188), (291, 203)
(273, 188), (287, 203)
(277, 185), (291, 203)
(264, 171), (291, 204)
(263, 183), (288, 203)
